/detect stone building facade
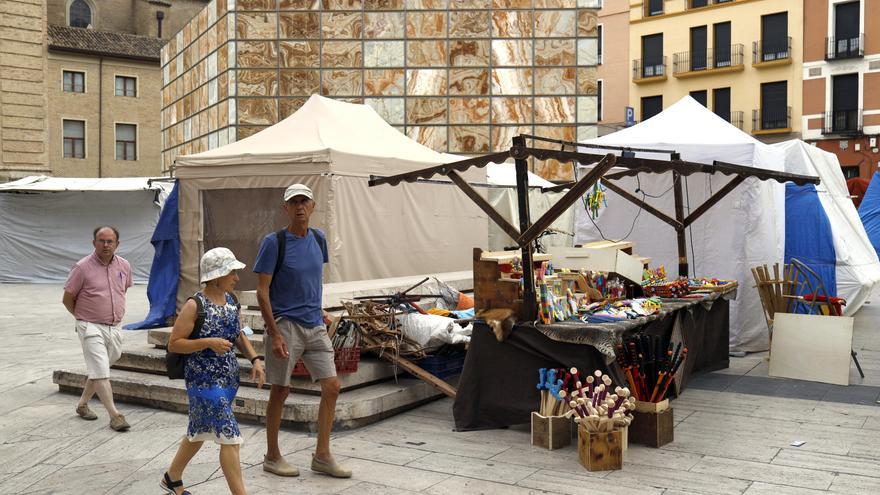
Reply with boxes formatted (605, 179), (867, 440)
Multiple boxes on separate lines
(0, 0), (209, 181)
(160, 0), (601, 180)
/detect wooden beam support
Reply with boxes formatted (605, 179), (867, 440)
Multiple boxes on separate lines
(673, 172), (688, 278)
(513, 135), (537, 321)
(359, 334), (457, 398)
(682, 175), (747, 228)
(517, 154), (617, 246)
(601, 179), (683, 230)
(448, 170), (521, 241)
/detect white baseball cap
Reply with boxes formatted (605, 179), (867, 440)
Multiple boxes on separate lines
(284, 183), (313, 202)
(200, 247), (246, 283)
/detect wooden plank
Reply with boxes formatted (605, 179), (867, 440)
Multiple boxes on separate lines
(448, 170), (521, 242)
(517, 153), (617, 246)
(360, 333), (457, 398)
(601, 179), (683, 230)
(682, 176), (746, 228)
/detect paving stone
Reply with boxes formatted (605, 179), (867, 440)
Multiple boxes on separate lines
(517, 469), (653, 495)
(337, 457), (451, 491)
(426, 475), (552, 495)
(828, 472), (880, 494)
(21, 460), (142, 494)
(405, 452), (538, 484)
(338, 481), (424, 495)
(607, 462), (750, 495)
(743, 481), (829, 494)
(688, 455), (835, 490)
(771, 448), (880, 478)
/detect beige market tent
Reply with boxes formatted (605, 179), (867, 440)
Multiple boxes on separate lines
(174, 95), (487, 303)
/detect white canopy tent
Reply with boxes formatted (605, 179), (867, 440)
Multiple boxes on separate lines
(578, 96), (787, 352)
(773, 140), (880, 312)
(0, 176), (172, 283)
(174, 94), (487, 303)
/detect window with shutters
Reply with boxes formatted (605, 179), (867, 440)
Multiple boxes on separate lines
(63, 120), (85, 159)
(116, 124), (137, 161)
(63, 71), (84, 93)
(115, 76), (136, 97)
(641, 95), (662, 122)
(760, 81), (788, 130)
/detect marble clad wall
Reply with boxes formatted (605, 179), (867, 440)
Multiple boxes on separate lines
(161, 0), (601, 179)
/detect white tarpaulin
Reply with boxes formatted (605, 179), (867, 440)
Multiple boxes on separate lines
(0, 176), (172, 283)
(773, 140), (880, 313)
(174, 95), (488, 305)
(484, 163), (576, 251)
(578, 96), (787, 352)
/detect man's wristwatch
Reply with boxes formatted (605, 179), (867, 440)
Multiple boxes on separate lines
(249, 355), (264, 364)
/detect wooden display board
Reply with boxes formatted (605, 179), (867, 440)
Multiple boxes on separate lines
(769, 313), (854, 386)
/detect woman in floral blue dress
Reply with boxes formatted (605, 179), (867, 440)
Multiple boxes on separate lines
(161, 248), (266, 495)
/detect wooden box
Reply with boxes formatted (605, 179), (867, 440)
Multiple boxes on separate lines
(530, 412), (571, 450)
(577, 427), (623, 471)
(629, 400), (674, 448)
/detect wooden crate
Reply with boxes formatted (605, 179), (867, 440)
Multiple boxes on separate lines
(577, 427), (623, 471)
(530, 412), (571, 450)
(629, 400), (674, 448)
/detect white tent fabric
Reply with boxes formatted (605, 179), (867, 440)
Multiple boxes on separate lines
(0, 176), (172, 283)
(773, 140), (880, 313)
(578, 96), (787, 352)
(174, 95), (488, 304)
(485, 163), (574, 251)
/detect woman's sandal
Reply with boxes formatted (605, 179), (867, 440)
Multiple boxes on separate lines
(160, 472), (191, 495)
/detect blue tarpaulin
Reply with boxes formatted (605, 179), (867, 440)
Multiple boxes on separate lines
(125, 182), (180, 329)
(859, 172), (880, 258)
(784, 183), (837, 302)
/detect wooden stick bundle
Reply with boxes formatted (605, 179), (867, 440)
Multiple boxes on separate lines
(566, 369), (635, 432)
(616, 335), (688, 403)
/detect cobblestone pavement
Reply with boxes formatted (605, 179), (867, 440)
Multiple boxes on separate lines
(2, 283), (880, 494)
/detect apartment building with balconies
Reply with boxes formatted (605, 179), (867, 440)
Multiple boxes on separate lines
(629, 0), (802, 142)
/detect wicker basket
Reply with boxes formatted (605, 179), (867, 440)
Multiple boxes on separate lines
(642, 280), (690, 298)
(291, 347), (361, 376)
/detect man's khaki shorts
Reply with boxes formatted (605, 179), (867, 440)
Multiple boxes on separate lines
(265, 317), (336, 386)
(75, 321), (123, 379)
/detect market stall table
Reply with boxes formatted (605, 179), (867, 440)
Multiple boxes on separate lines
(453, 290), (733, 430)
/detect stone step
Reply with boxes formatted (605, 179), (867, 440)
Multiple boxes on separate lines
(53, 367), (450, 430)
(241, 308), (266, 331)
(112, 345), (402, 395)
(236, 270), (474, 309)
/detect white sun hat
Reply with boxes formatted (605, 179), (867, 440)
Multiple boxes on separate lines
(283, 183), (313, 202)
(200, 247), (246, 283)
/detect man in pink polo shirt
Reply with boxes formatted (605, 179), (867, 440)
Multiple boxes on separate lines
(62, 226), (133, 431)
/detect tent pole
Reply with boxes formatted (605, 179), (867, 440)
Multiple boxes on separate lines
(513, 135), (537, 321)
(673, 172), (688, 277)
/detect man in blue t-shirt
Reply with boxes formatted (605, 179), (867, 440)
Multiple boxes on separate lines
(253, 183), (351, 479)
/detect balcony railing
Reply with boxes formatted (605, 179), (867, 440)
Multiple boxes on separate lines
(752, 37), (792, 64)
(826, 34), (864, 60)
(633, 57), (667, 81)
(752, 107), (791, 133)
(673, 45), (744, 75)
(730, 111), (744, 130)
(823, 109), (863, 135)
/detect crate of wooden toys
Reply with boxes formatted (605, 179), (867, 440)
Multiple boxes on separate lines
(570, 369), (633, 471)
(615, 334), (687, 448)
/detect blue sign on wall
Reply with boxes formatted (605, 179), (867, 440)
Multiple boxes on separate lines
(625, 107), (635, 127)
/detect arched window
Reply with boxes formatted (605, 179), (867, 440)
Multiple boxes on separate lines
(69, 0), (92, 28)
